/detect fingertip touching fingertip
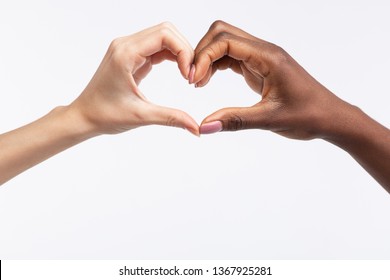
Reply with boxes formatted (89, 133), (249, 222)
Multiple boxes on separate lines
(200, 121), (223, 134)
(185, 126), (200, 137)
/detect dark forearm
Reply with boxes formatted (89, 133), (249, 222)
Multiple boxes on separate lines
(192, 20), (390, 193)
(322, 102), (390, 192)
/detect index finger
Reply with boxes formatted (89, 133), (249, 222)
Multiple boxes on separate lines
(134, 22), (194, 79)
(193, 33), (272, 84)
(195, 20), (261, 54)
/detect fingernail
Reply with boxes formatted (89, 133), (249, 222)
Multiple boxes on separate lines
(200, 121), (223, 134)
(189, 64), (195, 84)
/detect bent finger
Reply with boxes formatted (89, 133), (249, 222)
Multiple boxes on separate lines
(195, 56), (243, 88)
(135, 23), (194, 79)
(193, 33), (264, 84)
(195, 20), (261, 54)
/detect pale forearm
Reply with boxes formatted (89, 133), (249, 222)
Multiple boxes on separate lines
(0, 23), (198, 186)
(0, 106), (95, 185)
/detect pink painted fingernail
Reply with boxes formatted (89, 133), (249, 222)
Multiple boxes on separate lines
(189, 64), (195, 84)
(200, 121), (223, 134)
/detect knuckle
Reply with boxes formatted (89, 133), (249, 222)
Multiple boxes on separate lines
(158, 21), (174, 36)
(159, 26), (173, 38)
(108, 38), (138, 67)
(108, 39), (121, 65)
(110, 48), (125, 66)
(204, 45), (219, 61)
(165, 112), (181, 127)
(268, 44), (290, 68)
(226, 113), (246, 131)
(214, 31), (231, 41)
(108, 38), (127, 65)
(108, 37), (122, 52)
(209, 20), (228, 33)
(159, 21), (174, 29)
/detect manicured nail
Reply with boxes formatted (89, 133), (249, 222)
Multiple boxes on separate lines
(200, 121), (223, 134)
(189, 64), (195, 84)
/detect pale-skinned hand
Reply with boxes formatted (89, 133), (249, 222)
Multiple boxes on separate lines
(0, 22), (199, 185)
(70, 22), (199, 136)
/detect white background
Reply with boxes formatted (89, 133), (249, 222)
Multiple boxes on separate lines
(0, 0), (389, 259)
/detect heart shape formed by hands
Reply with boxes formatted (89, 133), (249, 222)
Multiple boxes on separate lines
(1, 21), (387, 191)
(74, 21), (334, 142)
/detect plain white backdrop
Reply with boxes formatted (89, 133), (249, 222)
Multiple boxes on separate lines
(0, 0), (389, 259)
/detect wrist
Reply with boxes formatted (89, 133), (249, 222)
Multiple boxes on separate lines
(317, 96), (390, 190)
(51, 105), (101, 143)
(318, 97), (369, 145)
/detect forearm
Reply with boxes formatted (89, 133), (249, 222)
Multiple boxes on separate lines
(0, 106), (96, 185)
(322, 101), (390, 192)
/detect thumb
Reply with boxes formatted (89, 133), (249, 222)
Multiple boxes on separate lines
(200, 104), (272, 134)
(145, 103), (199, 136)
